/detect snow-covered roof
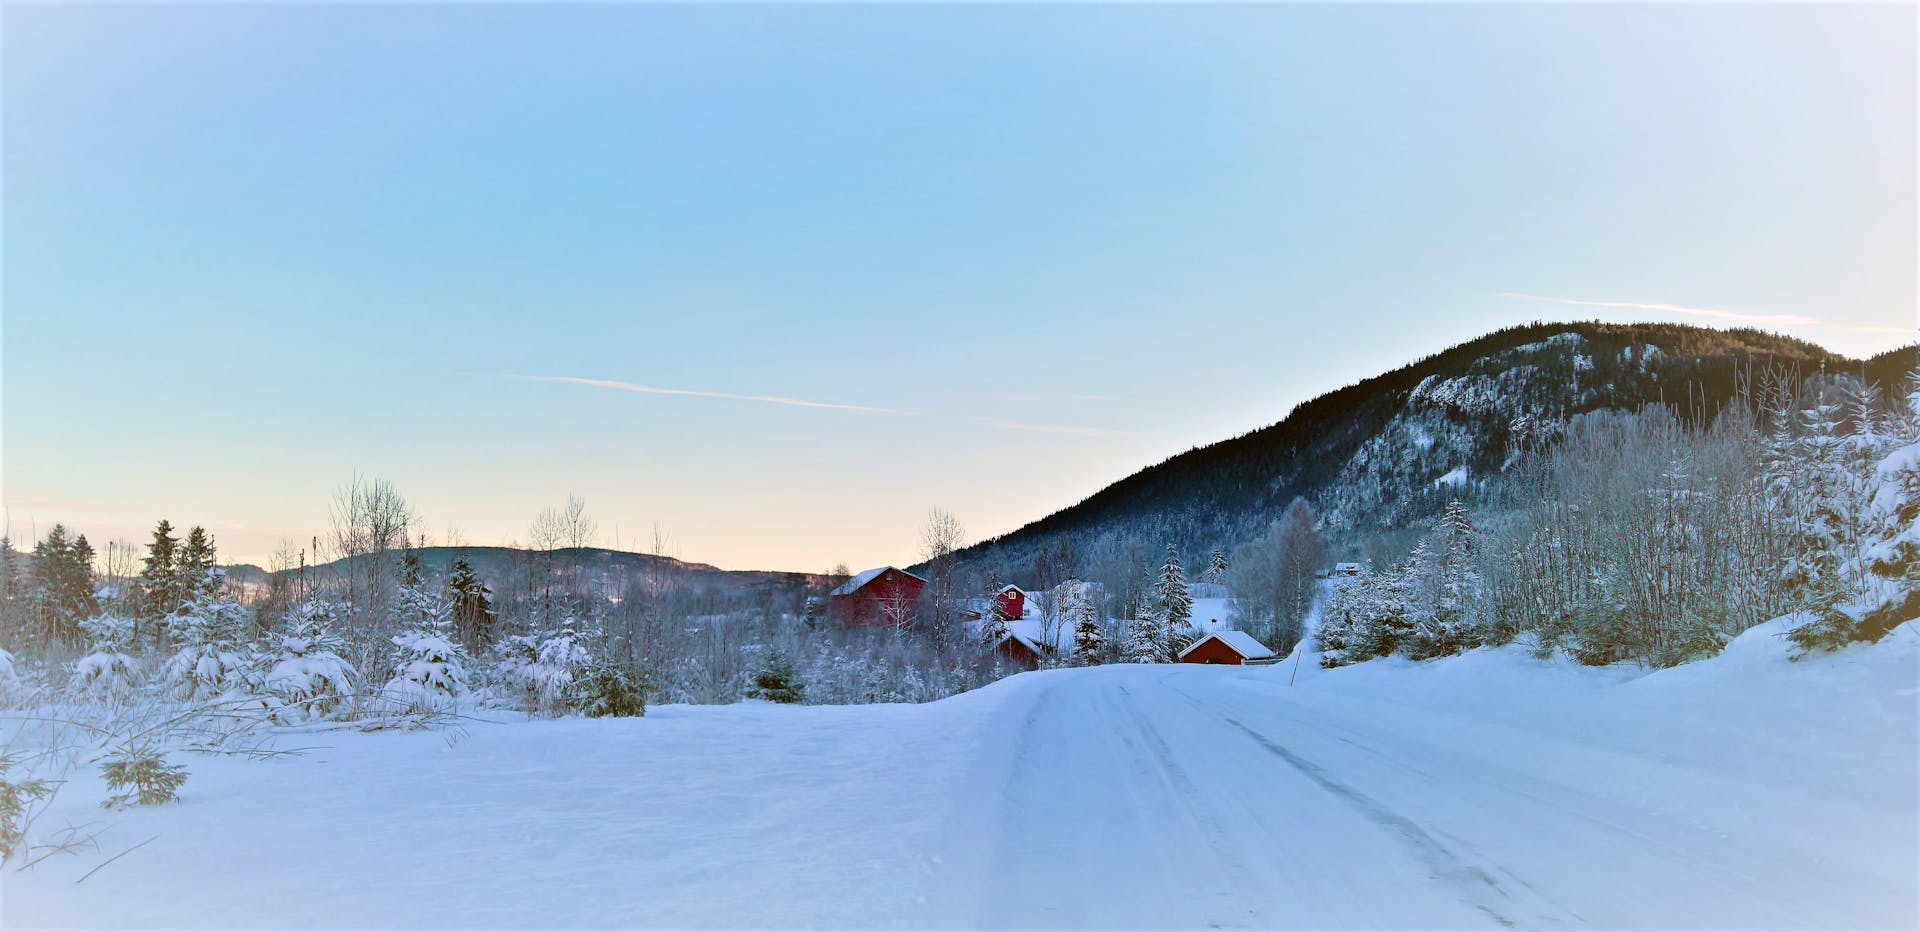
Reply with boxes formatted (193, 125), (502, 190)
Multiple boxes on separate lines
(1178, 629), (1275, 661)
(998, 584), (1026, 596)
(829, 566), (926, 597)
(993, 632), (1047, 656)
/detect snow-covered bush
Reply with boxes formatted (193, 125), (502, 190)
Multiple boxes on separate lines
(264, 599), (360, 723)
(67, 614), (142, 703)
(379, 571), (468, 715)
(381, 631), (466, 715)
(0, 648), (23, 708)
(497, 627), (590, 717)
(164, 590), (253, 701)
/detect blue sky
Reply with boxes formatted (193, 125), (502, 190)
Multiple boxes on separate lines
(4, 2), (1915, 571)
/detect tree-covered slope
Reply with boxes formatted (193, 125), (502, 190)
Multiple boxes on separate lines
(963, 322), (1910, 563)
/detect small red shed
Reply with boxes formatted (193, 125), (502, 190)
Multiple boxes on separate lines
(994, 584), (1027, 621)
(828, 567), (928, 628)
(1177, 630), (1277, 666)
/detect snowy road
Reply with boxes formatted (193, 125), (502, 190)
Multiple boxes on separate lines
(6, 622), (1915, 929)
(940, 664), (1909, 929)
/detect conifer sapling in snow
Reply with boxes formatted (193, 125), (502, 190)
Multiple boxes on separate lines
(383, 558), (468, 714)
(69, 613), (141, 703)
(265, 597), (360, 723)
(749, 648), (805, 703)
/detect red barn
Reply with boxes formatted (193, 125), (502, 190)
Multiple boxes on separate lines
(994, 585), (1027, 621)
(828, 566), (928, 628)
(1177, 630), (1277, 665)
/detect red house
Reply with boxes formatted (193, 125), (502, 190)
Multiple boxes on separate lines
(994, 584), (1027, 621)
(828, 566), (928, 628)
(1177, 630), (1277, 665)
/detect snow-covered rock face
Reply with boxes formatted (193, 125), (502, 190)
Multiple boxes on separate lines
(1322, 333), (1677, 529)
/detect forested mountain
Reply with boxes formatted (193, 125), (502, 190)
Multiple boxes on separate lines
(226, 546), (823, 607)
(960, 322), (1916, 567)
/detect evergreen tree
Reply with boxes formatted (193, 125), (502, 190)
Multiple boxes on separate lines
(164, 580), (252, 701)
(137, 519), (182, 624)
(979, 572), (1010, 649)
(175, 526), (220, 609)
(264, 598), (359, 722)
(748, 649), (805, 703)
(28, 525), (96, 645)
(383, 562), (466, 714)
(1155, 544), (1192, 660)
(446, 556), (496, 651)
(1062, 581), (1104, 665)
(69, 613), (140, 702)
(1206, 548), (1229, 584)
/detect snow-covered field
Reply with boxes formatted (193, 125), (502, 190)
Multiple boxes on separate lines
(6, 619), (1915, 929)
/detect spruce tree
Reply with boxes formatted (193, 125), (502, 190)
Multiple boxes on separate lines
(1206, 548), (1228, 584)
(1155, 544), (1192, 660)
(138, 519), (182, 624)
(446, 556), (495, 651)
(1064, 581), (1104, 665)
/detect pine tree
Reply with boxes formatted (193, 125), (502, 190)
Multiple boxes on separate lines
(383, 561), (466, 714)
(1206, 548), (1228, 584)
(1155, 544), (1192, 660)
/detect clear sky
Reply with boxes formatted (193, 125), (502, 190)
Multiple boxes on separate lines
(4, 2), (1915, 572)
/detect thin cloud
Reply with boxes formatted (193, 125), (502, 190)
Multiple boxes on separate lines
(1491, 292), (1821, 327)
(510, 375), (896, 414)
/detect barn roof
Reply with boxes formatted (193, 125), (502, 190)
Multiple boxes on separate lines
(1178, 629), (1275, 661)
(998, 584), (1026, 596)
(829, 566), (927, 597)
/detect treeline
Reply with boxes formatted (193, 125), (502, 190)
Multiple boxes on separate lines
(1319, 369), (1920, 669)
(1, 485), (1029, 721)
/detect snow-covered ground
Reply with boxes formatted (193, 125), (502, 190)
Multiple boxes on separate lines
(6, 619), (1914, 929)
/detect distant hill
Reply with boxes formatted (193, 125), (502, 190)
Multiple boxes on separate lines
(225, 545), (827, 603)
(957, 321), (1916, 568)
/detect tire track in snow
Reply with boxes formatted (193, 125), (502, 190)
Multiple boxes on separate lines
(1111, 681), (1280, 928)
(1156, 680), (1547, 929)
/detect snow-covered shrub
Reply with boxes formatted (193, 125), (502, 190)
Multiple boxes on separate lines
(1790, 431), (1920, 654)
(164, 591), (253, 701)
(264, 599), (360, 723)
(0, 648), (23, 708)
(67, 614), (142, 703)
(496, 627), (590, 717)
(381, 631), (466, 715)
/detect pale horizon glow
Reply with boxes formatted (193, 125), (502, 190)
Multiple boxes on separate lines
(4, 3), (1913, 571)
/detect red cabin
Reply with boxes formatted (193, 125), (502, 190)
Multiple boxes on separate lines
(989, 632), (1047, 670)
(994, 585), (1027, 621)
(1176, 630), (1277, 666)
(828, 566), (928, 628)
